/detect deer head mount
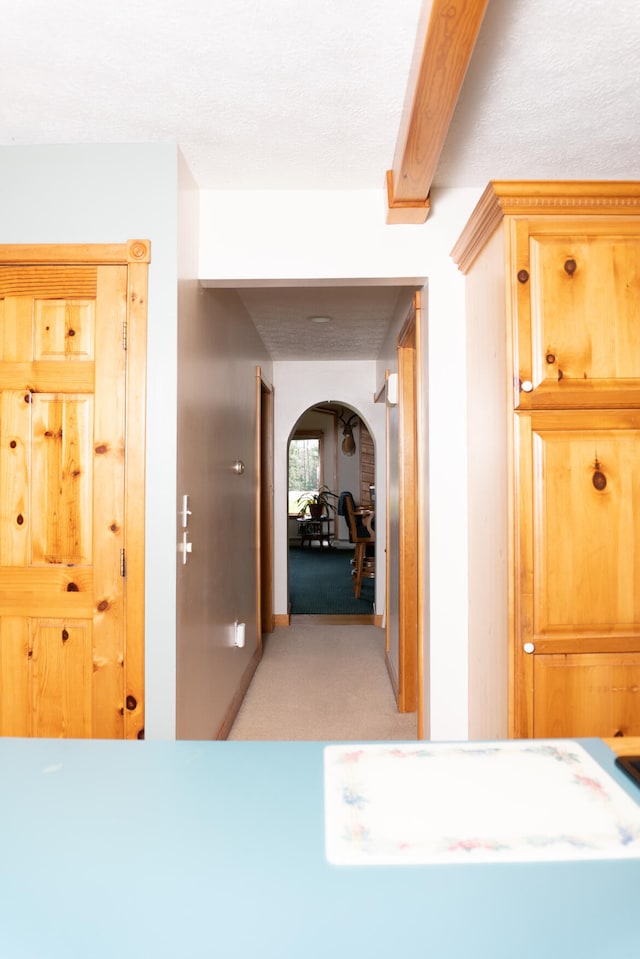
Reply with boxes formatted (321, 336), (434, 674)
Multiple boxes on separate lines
(338, 409), (358, 456)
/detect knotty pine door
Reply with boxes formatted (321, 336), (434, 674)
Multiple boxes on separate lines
(0, 247), (147, 738)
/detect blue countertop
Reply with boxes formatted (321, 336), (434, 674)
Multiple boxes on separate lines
(0, 737), (638, 958)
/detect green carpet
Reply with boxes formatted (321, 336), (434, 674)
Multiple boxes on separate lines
(288, 545), (375, 614)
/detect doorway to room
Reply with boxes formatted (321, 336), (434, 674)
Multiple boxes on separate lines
(287, 401), (377, 622)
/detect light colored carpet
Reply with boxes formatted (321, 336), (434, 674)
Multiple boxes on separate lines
(228, 623), (418, 741)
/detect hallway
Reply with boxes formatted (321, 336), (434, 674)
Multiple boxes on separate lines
(228, 622), (417, 741)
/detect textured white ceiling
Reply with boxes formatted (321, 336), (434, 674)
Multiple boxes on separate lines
(237, 285), (416, 361)
(2, 0), (639, 359)
(3, 0), (637, 190)
(1, 0), (422, 191)
(435, 0), (640, 186)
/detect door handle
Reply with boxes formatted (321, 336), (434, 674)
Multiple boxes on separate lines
(523, 642), (535, 654)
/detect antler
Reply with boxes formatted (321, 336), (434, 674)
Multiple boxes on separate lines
(338, 408), (358, 428)
(338, 408), (357, 456)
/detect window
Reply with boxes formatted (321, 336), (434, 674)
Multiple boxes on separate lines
(288, 432), (324, 514)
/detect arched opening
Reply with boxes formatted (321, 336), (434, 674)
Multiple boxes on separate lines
(286, 401), (377, 621)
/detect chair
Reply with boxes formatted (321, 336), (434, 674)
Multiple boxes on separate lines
(338, 491), (375, 599)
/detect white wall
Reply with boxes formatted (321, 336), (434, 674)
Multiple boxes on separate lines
(273, 361), (386, 616)
(0, 143), (179, 740)
(198, 183), (484, 739)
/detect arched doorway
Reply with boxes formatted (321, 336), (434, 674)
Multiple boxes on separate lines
(287, 402), (377, 622)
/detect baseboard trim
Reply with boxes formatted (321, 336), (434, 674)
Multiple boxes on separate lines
(385, 648), (400, 703)
(216, 645), (262, 740)
(290, 614), (379, 626)
(275, 613), (382, 627)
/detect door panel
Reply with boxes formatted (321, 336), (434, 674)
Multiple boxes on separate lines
(533, 424), (640, 631)
(34, 298), (95, 361)
(30, 620), (93, 738)
(31, 394), (94, 566)
(0, 263), (128, 738)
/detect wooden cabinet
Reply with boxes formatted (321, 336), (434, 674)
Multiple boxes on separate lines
(511, 223), (640, 410)
(453, 181), (640, 740)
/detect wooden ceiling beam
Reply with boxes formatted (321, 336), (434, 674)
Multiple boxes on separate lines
(386, 0), (489, 224)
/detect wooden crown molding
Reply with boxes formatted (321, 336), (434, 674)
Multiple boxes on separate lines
(386, 0), (489, 225)
(451, 180), (640, 273)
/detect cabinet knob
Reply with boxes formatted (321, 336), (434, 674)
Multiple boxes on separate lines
(523, 642), (535, 654)
(520, 380), (534, 393)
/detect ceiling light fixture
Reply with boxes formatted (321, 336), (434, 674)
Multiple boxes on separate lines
(309, 315), (332, 324)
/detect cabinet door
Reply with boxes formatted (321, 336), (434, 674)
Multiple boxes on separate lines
(512, 221), (640, 409)
(532, 652), (640, 738)
(512, 410), (640, 737)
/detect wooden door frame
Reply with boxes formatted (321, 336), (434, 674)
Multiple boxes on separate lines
(0, 240), (148, 738)
(256, 368), (274, 641)
(396, 299), (420, 715)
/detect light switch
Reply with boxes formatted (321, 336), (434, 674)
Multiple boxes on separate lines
(179, 494), (192, 528)
(178, 531), (193, 565)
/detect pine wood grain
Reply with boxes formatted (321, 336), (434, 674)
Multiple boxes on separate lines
(0, 246), (148, 739)
(92, 265), (127, 738)
(603, 736), (640, 757)
(387, 0), (489, 222)
(122, 259), (147, 739)
(533, 654), (640, 739)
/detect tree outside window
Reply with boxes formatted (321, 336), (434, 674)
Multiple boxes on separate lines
(288, 434), (323, 513)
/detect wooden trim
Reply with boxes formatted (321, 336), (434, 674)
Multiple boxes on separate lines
(0, 240), (150, 265)
(396, 305), (418, 712)
(256, 369), (262, 650)
(386, 171), (431, 225)
(273, 613), (291, 627)
(397, 301), (417, 349)
(0, 265), (97, 297)
(603, 737), (640, 757)
(413, 292), (426, 738)
(123, 254), (148, 739)
(258, 371), (274, 639)
(450, 182), (507, 274)
(386, 0), (489, 224)
(290, 614), (378, 626)
(385, 396), (392, 658)
(215, 645), (262, 740)
(451, 181), (640, 273)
